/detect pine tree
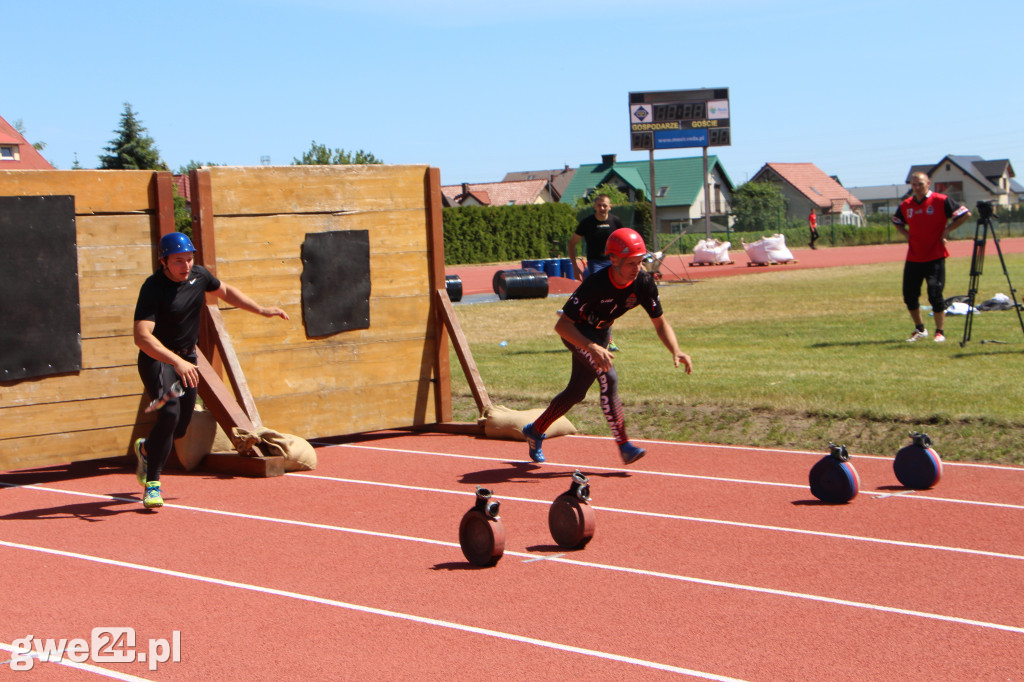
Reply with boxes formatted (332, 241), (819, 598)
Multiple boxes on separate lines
(99, 103), (168, 170)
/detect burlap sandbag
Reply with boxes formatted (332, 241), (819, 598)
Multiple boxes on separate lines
(478, 404), (577, 441)
(232, 426), (317, 472)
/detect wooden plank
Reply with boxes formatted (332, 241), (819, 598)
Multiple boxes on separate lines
(153, 172), (176, 238)
(235, 337), (436, 396)
(435, 288), (490, 414)
(211, 251), (432, 303)
(252, 380), (438, 438)
(0, 428), (143, 472)
(206, 165), (430, 215)
(76, 214), (154, 248)
(210, 211), (430, 259)
(0, 394), (153, 441)
(203, 305), (262, 427)
(215, 295), (435, 350)
(0, 363), (138, 409)
(425, 167), (451, 423)
(200, 453), (285, 478)
(190, 168), (217, 276)
(0, 170), (158, 214)
(195, 349), (255, 447)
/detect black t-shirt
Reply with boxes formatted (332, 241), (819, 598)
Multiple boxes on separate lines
(575, 212), (624, 262)
(134, 264), (221, 353)
(561, 268), (663, 346)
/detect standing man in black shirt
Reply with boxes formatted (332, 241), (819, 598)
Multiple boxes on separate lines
(568, 193), (625, 350)
(132, 232), (289, 509)
(523, 228), (692, 465)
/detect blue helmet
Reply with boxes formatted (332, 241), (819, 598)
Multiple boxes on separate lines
(159, 232), (196, 259)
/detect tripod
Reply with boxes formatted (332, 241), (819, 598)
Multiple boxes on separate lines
(960, 204), (1024, 346)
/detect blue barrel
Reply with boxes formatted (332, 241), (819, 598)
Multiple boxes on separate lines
(521, 259), (544, 272)
(559, 258), (574, 278)
(542, 259), (560, 278)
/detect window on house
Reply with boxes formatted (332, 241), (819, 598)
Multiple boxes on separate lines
(656, 186), (669, 198)
(669, 221), (687, 234)
(1, 145), (17, 160)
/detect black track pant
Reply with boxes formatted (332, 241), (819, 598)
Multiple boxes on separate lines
(902, 258), (946, 312)
(137, 352), (198, 482)
(533, 339), (629, 444)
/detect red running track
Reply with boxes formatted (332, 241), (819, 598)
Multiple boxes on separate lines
(447, 238), (1024, 296)
(1, 431), (1022, 680)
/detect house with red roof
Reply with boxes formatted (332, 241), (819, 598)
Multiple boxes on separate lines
(0, 114), (54, 169)
(907, 155), (1021, 209)
(441, 178), (555, 207)
(750, 162), (863, 226)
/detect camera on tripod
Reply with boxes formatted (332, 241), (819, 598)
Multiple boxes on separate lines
(976, 200), (995, 219)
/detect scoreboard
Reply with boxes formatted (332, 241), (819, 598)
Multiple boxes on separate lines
(629, 88), (730, 151)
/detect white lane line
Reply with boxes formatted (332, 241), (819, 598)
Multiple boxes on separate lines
(3, 485), (1023, 635)
(0, 642), (153, 680)
(289, 475), (1024, 562)
(322, 444), (1024, 510)
(0, 540), (746, 681)
(565, 435), (1024, 471)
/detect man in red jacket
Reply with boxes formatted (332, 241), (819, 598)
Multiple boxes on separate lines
(892, 172), (970, 343)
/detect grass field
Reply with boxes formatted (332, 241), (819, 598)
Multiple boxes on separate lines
(448, 254), (1024, 465)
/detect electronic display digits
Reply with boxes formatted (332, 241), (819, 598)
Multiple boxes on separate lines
(708, 128), (730, 146)
(631, 132), (654, 151)
(653, 101), (705, 123)
(629, 87), (730, 150)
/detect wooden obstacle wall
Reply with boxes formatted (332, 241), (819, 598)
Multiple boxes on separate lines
(0, 170), (173, 471)
(0, 165), (451, 473)
(192, 164), (449, 438)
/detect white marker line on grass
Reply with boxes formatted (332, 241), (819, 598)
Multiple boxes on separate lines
(0, 540), (746, 682)
(4, 485), (1024, 635)
(325, 444), (1024, 510)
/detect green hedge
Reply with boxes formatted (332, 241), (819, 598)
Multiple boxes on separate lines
(442, 204), (1024, 264)
(442, 203), (579, 265)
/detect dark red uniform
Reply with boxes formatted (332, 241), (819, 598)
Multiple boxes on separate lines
(532, 268), (663, 444)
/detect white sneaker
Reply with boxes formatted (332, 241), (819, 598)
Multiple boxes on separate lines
(934, 332), (946, 343)
(906, 329), (929, 342)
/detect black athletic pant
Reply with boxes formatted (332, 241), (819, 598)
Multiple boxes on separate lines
(533, 339), (628, 444)
(902, 258), (946, 313)
(137, 351), (198, 482)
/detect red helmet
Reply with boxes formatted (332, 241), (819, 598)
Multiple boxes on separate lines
(605, 227), (646, 257)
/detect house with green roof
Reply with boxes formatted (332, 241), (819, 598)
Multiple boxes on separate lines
(559, 153), (735, 233)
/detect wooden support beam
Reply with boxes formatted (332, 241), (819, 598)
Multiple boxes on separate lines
(434, 287), (490, 415)
(195, 349), (254, 440)
(203, 304), (262, 427)
(425, 166), (452, 423)
(194, 349), (283, 478)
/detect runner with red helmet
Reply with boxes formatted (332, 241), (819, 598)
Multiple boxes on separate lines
(523, 228), (693, 465)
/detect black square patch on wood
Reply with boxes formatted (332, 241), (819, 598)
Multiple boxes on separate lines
(300, 230), (371, 337)
(0, 195), (82, 381)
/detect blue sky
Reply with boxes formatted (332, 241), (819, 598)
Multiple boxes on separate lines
(8, 0), (1022, 188)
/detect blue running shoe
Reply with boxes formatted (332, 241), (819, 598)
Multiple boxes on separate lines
(133, 438), (148, 487)
(619, 441), (646, 465)
(143, 481), (164, 509)
(522, 423), (546, 463)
